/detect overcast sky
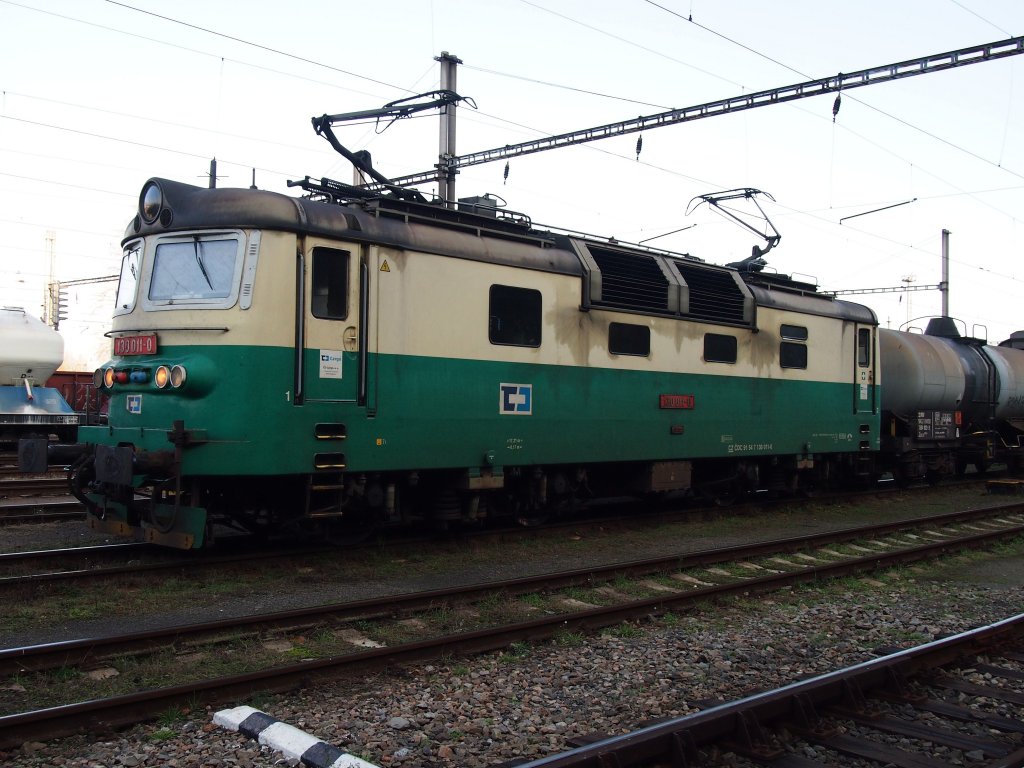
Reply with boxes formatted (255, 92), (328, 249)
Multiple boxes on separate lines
(2, 0), (1023, 363)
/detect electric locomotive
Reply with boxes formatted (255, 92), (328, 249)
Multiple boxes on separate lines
(21, 177), (883, 548)
(1, 307), (79, 448)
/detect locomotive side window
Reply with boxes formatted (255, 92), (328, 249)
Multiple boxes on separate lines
(311, 248), (349, 320)
(857, 328), (871, 367)
(489, 285), (542, 347)
(703, 333), (737, 364)
(780, 324), (808, 369)
(114, 242), (141, 315)
(609, 322), (650, 356)
(149, 236), (240, 302)
(780, 324), (808, 341)
(780, 342), (808, 369)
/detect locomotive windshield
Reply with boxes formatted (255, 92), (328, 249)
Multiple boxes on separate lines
(149, 236), (239, 301)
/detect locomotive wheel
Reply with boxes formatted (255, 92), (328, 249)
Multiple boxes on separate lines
(328, 504), (380, 543)
(892, 466), (911, 488)
(712, 483), (739, 507)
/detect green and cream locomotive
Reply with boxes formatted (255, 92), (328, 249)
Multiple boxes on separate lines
(21, 176), (882, 548)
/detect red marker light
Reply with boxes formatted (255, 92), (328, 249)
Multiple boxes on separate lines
(115, 370), (129, 384)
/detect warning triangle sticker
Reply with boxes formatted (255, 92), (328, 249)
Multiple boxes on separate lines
(380, 260), (391, 272)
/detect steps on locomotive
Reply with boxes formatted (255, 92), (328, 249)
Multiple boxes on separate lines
(305, 475), (346, 518)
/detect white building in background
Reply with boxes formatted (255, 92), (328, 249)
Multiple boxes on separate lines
(57, 280), (117, 373)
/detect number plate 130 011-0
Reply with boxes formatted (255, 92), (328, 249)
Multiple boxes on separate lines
(113, 334), (158, 356)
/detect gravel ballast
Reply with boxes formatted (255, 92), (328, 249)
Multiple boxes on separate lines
(3, 488), (1023, 766)
(5, 552), (1024, 766)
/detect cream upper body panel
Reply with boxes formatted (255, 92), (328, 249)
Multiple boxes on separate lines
(372, 245), (864, 384)
(109, 215), (869, 387)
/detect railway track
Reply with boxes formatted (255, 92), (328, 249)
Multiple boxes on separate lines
(0, 535), (340, 589)
(0, 477), (1002, 587)
(0, 477), (68, 496)
(0, 467), (82, 524)
(512, 612), (1024, 767)
(1, 501), (1022, 748)
(0, 502), (83, 525)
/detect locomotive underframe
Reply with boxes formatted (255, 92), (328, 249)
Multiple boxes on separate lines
(61, 440), (879, 549)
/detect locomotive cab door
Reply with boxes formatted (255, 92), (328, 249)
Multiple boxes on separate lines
(854, 325), (877, 414)
(298, 241), (362, 405)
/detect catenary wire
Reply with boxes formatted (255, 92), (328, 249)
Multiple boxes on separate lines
(640, 0), (1024, 184)
(3, 0), (1021, 300)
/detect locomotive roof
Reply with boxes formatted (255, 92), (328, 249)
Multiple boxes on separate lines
(126, 178), (876, 326)
(746, 283), (877, 325)
(127, 178), (584, 277)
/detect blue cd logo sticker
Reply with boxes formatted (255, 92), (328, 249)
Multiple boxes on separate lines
(499, 383), (532, 415)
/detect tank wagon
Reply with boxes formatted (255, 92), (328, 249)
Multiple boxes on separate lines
(1, 307), (79, 448)
(879, 318), (1024, 481)
(21, 177), (886, 547)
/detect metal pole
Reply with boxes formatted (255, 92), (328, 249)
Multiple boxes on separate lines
(436, 52), (461, 206)
(941, 229), (950, 317)
(43, 230), (56, 326)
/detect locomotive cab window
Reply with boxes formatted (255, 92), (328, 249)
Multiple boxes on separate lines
(489, 285), (541, 347)
(114, 241), (142, 316)
(858, 328), (872, 367)
(145, 232), (245, 309)
(780, 324), (808, 341)
(780, 324), (808, 369)
(609, 322), (650, 357)
(704, 333), (737, 364)
(311, 248), (350, 320)
(780, 342), (808, 369)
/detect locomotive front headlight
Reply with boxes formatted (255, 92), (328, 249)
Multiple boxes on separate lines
(93, 368), (104, 389)
(140, 181), (163, 224)
(103, 367), (115, 388)
(169, 365), (187, 388)
(154, 365), (170, 389)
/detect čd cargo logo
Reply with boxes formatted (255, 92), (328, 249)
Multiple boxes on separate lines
(499, 383), (532, 415)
